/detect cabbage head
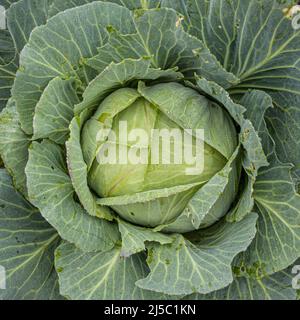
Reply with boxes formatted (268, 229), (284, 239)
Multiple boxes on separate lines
(0, 0), (300, 300)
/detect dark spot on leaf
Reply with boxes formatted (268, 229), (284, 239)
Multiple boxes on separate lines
(106, 25), (116, 33)
(134, 9), (146, 19)
(55, 250), (61, 259)
(147, 248), (154, 265)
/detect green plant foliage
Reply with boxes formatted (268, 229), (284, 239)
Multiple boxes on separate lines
(0, 0), (300, 300)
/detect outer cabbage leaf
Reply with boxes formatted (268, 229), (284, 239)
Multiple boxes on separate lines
(266, 92), (300, 179)
(55, 241), (175, 300)
(0, 169), (62, 300)
(117, 219), (174, 257)
(0, 99), (30, 195)
(0, 29), (14, 65)
(0, 0), (19, 9)
(186, 262), (298, 300)
(87, 7), (239, 88)
(32, 77), (81, 145)
(163, 0), (300, 85)
(235, 90), (300, 275)
(0, 0), (51, 110)
(0, 57), (17, 111)
(12, 1), (136, 134)
(6, 0), (49, 54)
(25, 140), (120, 253)
(136, 213), (258, 295)
(49, 0), (162, 17)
